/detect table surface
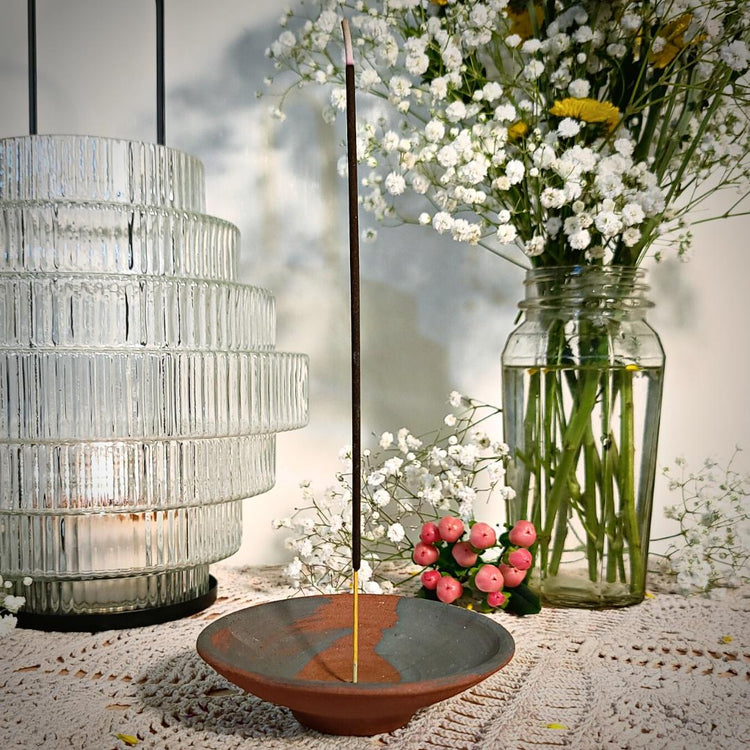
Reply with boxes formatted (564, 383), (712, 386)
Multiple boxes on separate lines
(1, 566), (748, 750)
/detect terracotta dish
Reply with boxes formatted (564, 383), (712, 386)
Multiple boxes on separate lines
(196, 593), (514, 735)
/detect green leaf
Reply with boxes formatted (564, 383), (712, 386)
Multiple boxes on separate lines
(504, 582), (541, 616)
(436, 544), (462, 576)
(416, 586), (437, 601)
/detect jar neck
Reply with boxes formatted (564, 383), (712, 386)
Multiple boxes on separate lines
(520, 265), (653, 320)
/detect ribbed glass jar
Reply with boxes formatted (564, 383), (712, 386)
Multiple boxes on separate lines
(0, 135), (308, 618)
(502, 266), (664, 608)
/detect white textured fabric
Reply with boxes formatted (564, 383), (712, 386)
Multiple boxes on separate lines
(1, 566), (747, 749)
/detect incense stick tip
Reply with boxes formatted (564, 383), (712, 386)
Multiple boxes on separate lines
(341, 18), (354, 66)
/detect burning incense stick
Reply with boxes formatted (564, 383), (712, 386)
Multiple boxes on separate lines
(341, 17), (360, 685)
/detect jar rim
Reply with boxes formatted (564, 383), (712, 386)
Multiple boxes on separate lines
(524, 265), (646, 281)
(520, 265), (653, 312)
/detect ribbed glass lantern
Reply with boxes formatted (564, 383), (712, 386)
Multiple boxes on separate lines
(0, 135), (309, 623)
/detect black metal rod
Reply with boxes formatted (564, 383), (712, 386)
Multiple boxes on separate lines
(27, 0), (38, 135)
(156, 0), (165, 145)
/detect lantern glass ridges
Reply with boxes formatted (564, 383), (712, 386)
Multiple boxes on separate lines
(0, 135), (309, 617)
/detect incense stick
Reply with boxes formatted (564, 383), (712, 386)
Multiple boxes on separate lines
(341, 17), (360, 686)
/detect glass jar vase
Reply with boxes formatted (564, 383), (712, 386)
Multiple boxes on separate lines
(502, 266), (665, 608)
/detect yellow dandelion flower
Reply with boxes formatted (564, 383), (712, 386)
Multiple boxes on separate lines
(508, 121), (529, 141)
(430, 0), (448, 5)
(649, 14), (693, 69)
(720, 635), (733, 644)
(506, 4), (545, 41)
(549, 97), (621, 134)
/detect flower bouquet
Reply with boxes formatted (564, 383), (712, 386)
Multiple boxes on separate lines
(275, 393), (540, 615)
(267, 1), (750, 606)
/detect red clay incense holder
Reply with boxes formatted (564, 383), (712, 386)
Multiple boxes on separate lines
(196, 593), (514, 736)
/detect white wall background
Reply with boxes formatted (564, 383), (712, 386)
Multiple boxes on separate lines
(0, 0), (747, 565)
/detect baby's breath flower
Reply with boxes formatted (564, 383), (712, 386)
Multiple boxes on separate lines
(568, 228), (591, 249)
(622, 227), (642, 247)
(367, 471), (386, 487)
(568, 79), (590, 98)
(497, 224), (518, 244)
(269, 106), (287, 122)
(621, 202), (645, 226)
(524, 235), (546, 257)
(373, 488), (390, 508)
(285, 557), (303, 580)
(330, 88), (346, 111)
(557, 117), (581, 138)
(720, 40), (750, 72)
(432, 211), (454, 234)
(448, 390), (463, 407)
(1, 575), (31, 634)
(387, 523), (406, 543)
(0, 614), (18, 637)
(384, 172), (406, 195)
(655, 451), (749, 595)
(494, 103), (517, 122)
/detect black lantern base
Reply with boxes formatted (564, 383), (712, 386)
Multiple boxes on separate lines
(16, 575), (218, 632)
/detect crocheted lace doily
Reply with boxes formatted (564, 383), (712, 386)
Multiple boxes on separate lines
(1, 566), (747, 749)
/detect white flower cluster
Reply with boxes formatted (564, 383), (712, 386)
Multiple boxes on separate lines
(266, 0), (750, 267)
(655, 450), (749, 595)
(0, 575), (31, 637)
(274, 393), (515, 593)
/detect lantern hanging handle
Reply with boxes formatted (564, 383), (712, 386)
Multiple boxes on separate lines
(156, 0), (166, 145)
(25, 0), (166, 143)
(27, 0), (37, 135)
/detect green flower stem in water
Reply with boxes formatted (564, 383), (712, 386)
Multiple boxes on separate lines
(619, 369), (645, 595)
(545, 369), (600, 576)
(582, 421), (602, 581)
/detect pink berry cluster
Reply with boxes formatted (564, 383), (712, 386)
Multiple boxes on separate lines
(413, 517), (537, 612)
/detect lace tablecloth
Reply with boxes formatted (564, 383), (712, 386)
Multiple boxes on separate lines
(1, 566), (748, 750)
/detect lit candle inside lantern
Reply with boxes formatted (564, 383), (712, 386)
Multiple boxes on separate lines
(64, 450), (152, 611)
(83, 450), (143, 572)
